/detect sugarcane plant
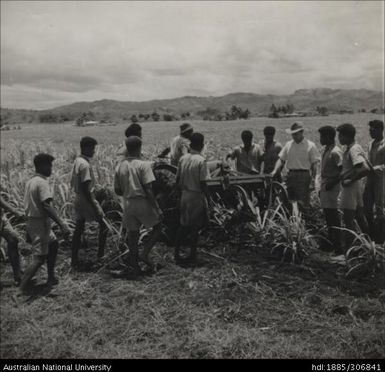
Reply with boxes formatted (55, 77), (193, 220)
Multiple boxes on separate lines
(269, 202), (319, 264)
(343, 229), (385, 280)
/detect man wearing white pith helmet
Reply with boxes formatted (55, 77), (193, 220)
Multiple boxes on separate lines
(271, 122), (320, 213)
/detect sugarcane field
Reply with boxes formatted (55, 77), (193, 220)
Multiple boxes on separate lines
(1, 114), (384, 359)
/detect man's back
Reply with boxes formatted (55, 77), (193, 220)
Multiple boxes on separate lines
(178, 153), (210, 192)
(115, 158), (155, 199)
(70, 156), (95, 195)
(24, 175), (52, 218)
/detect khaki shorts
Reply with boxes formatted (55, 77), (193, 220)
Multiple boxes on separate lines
(123, 198), (160, 231)
(320, 183), (340, 209)
(180, 190), (209, 228)
(26, 217), (57, 256)
(74, 194), (97, 222)
(340, 180), (364, 210)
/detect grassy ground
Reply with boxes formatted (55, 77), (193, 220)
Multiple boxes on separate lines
(1, 114), (384, 359)
(1, 238), (384, 359)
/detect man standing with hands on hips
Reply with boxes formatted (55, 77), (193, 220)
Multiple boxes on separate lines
(271, 122), (320, 216)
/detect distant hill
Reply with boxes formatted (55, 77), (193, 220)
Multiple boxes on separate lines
(1, 88), (384, 124)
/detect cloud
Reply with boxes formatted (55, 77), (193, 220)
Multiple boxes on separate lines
(1, 1), (383, 109)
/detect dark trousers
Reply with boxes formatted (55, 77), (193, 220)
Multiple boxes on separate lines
(363, 176), (385, 243)
(323, 208), (342, 254)
(286, 170), (311, 219)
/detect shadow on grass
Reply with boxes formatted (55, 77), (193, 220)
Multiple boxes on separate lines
(20, 283), (60, 304)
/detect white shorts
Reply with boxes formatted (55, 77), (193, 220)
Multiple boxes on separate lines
(320, 184), (340, 209)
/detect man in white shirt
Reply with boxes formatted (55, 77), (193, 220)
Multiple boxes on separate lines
(271, 122), (320, 212)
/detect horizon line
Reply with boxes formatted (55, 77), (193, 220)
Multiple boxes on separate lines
(1, 87), (384, 112)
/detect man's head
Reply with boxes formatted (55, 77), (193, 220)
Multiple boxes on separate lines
(318, 125), (336, 146)
(125, 136), (142, 157)
(180, 123), (193, 139)
(190, 132), (205, 152)
(241, 130), (253, 147)
(336, 123), (356, 146)
(125, 123), (142, 138)
(80, 136), (98, 158)
(368, 120), (384, 140)
(34, 153), (55, 177)
(263, 126), (276, 144)
(286, 122), (304, 143)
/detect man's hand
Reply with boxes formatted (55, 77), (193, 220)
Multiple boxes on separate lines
(341, 179), (353, 187)
(372, 165), (384, 176)
(309, 178), (316, 191)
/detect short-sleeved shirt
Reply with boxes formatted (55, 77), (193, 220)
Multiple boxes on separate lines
(368, 139), (385, 175)
(321, 144), (343, 186)
(70, 156), (95, 195)
(114, 157), (155, 199)
(177, 151), (211, 193)
(170, 135), (190, 166)
(24, 174), (53, 218)
(261, 141), (282, 174)
(342, 143), (366, 176)
(279, 139), (320, 170)
(230, 144), (263, 174)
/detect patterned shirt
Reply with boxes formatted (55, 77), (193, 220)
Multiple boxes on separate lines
(170, 135), (190, 166)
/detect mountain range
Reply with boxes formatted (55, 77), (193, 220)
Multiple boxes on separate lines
(1, 88), (384, 124)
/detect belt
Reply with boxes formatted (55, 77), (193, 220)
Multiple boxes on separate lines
(288, 169), (310, 172)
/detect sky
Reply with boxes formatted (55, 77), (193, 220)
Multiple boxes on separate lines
(1, 1), (384, 109)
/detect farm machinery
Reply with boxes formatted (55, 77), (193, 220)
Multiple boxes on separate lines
(151, 160), (291, 244)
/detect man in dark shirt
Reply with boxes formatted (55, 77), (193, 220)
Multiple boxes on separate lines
(363, 120), (385, 243)
(260, 126), (283, 180)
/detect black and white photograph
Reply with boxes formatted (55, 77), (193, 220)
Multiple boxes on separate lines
(0, 0), (384, 363)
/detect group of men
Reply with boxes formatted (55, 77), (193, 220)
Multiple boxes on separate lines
(223, 120), (384, 254)
(0, 118), (384, 290)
